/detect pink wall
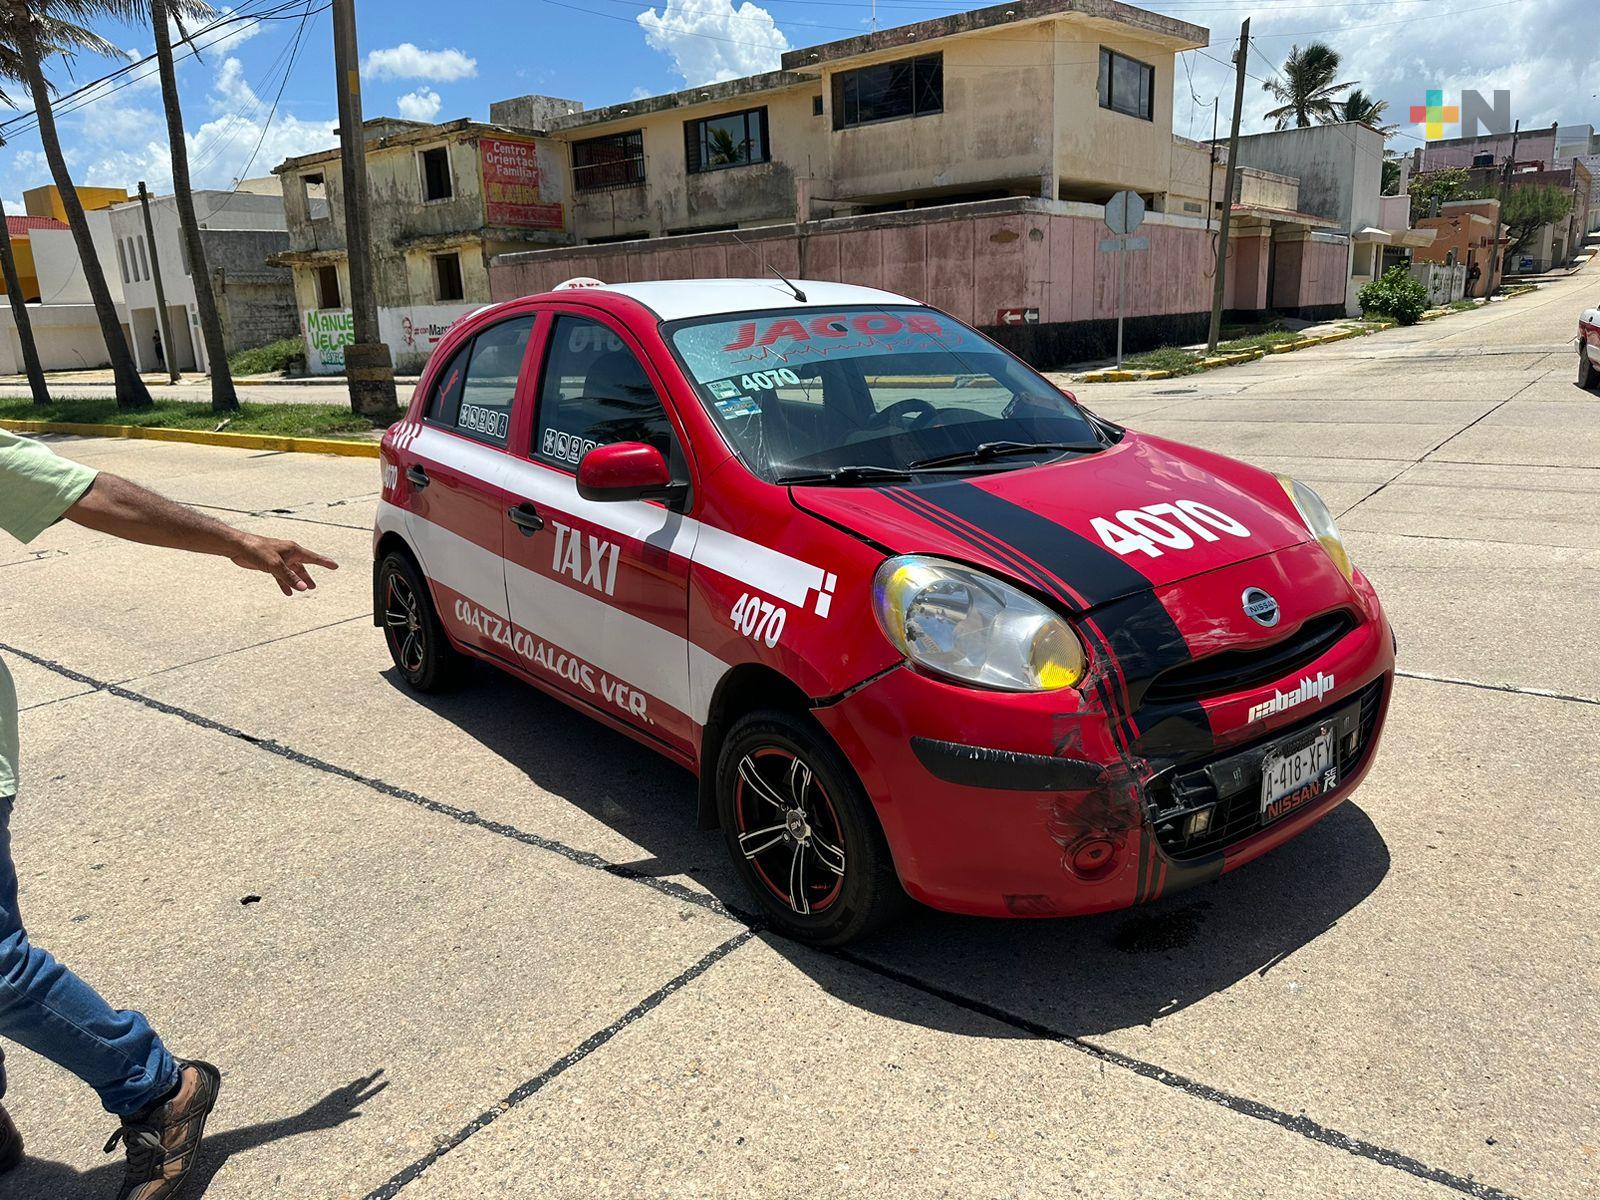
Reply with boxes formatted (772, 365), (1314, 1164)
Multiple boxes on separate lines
(489, 204), (1220, 328)
(1225, 233), (1270, 311)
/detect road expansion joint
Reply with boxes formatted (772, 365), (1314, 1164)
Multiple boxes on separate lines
(0, 640), (1536, 1200)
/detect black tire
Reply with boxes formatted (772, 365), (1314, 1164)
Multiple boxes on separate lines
(717, 710), (907, 946)
(377, 550), (463, 692)
(1580, 350), (1597, 392)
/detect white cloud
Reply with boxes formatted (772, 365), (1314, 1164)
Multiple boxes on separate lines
(637, 0), (789, 86)
(1165, 0), (1600, 148)
(361, 43), (477, 83)
(1, 198), (21, 218)
(183, 8), (262, 56)
(396, 87), (442, 122)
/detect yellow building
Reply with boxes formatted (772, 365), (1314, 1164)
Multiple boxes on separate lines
(22, 183), (129, 222)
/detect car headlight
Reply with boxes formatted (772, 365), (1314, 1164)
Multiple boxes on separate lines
(1278, 476), (1352, 580)
(872, 556), (1086, 691)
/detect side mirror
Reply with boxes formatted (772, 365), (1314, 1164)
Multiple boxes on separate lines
(576, 442), (680, 503)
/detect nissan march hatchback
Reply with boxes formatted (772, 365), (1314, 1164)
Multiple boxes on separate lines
(374, 278), (1394, 945)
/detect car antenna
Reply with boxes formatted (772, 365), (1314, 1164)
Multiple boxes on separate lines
(729, 229), (806, 302)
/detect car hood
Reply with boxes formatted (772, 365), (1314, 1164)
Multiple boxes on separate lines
(789, 431), (1315, 612)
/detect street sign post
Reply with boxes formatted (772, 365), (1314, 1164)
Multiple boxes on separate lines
(1102, 191), (1148, 366)
(995, 307), (1040, 326)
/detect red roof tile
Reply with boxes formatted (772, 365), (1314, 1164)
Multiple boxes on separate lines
(6, 215), (70, 235)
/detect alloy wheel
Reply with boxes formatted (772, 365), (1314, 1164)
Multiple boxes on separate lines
(733, 747), (848, 915)
(383, 572), (427, 675)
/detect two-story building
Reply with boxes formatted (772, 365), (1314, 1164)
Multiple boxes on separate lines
(544, 0), (1216, 244)
(273, 117), (571, 371)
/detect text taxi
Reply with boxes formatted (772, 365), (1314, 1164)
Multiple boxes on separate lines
(374, 278), (1394, 945)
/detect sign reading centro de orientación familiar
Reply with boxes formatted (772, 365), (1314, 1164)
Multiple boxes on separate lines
(480, 136), (564, 231)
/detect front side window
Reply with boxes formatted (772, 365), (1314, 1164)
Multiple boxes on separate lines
(667, 307), (1102, 482)
(427, 316), (533, 446)
(1098, 48), (1154, 120)
(685, 108), (769, 173)
(833, 53), (942, 129)
(534, 315), (674, 469)
(316, 263), (342, 309)
(572, 131), (646, 192)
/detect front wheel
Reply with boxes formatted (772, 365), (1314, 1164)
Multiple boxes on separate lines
(377, 550), (463, 692)
(1580, 349), (1597, 391)
(716, 711), (907, 946)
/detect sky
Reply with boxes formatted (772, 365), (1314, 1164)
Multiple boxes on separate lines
(2, 0), (1598, 216)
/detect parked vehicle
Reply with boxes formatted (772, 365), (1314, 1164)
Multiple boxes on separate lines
(1580, 307), (1599, 390)
(373, 278), (1394, 945)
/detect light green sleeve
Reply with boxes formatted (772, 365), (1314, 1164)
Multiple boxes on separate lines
(0, 429), (99, 544)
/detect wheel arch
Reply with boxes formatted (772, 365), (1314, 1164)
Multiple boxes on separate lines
(372, 530), (422, 625)
(696, 662), (816, 830)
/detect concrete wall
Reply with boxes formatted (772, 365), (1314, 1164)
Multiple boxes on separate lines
(28, 211), (123, 306)
(0, 303), (126, 373)
(490, 196), (1218, 366)
(1421, 129), (1556, 171)
(1228, 123), (1383, 233)
(1236, 167), (1299, 212)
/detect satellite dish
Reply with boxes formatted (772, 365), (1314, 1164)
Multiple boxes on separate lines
(554, 277), (607, 290)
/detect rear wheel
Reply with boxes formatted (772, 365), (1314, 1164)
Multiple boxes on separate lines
(378, 551), (463, 692)
(1580, 349), (1597, 391)
(717, 711), (906, 946)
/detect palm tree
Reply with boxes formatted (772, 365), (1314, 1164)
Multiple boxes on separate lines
(3, 0), (153, 409)
(1263, 42), (1357, 130)
(0, 51), (51, 404)
(151, 0), (237, 412)
(0, 189), (53, 405)
(1341, 88), (1396, 135)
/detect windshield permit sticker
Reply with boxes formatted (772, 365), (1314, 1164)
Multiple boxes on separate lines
(714, 395), (761, 420)
(708, 378), (741, 400)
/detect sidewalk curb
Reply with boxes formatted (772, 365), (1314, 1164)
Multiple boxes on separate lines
(0, 419), (381, 458)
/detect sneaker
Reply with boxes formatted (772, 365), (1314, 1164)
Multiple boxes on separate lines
(104, 1061), (222, 1200)
(0, 1103), (21, 1174)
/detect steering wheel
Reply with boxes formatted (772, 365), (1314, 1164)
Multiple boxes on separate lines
(865, 397), (939, 429)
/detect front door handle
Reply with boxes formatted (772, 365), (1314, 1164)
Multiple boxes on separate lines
(405, 465), (430, 489)
(508, 503), (545, 535)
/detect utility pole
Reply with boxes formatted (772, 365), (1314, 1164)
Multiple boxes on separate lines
(137, 182), (180, 385)
(331, 0), (399, 420)
(1207, 17), (1248, 354)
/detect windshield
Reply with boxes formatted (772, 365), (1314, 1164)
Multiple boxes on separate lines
(666, 306), (1103, 482)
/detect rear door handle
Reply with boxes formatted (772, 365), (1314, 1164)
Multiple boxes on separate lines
(405, 465), (430, 489)
(508, 503), (545, 535)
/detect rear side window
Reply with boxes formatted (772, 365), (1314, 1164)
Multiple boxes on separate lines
(534, 315), (675, 469)
(426, 316), (533, 446)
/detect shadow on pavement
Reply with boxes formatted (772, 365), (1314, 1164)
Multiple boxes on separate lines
(8, 1070), (387, 1199)
(390, 662), (1390, 1040)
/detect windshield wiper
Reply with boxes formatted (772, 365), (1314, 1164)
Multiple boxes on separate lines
(775, 464), (914, 486)
(907, 440), (1105, 470)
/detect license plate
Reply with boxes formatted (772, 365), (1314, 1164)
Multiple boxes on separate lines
(1260, 727), (1338, 824)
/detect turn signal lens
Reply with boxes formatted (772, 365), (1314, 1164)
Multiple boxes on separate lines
(1278, 476), (1353, 580)
(873, 556), (1086, 691)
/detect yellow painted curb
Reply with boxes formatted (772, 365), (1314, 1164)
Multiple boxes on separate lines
(0, 419), (380, 458)
(1318, 330), (1358, 343)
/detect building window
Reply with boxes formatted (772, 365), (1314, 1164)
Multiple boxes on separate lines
(685, 107), (769, 174)
(316, 263), (342, 309)
(433, 252), (465, 302)
(117, 239), (129, 284)
(1472, 152), (1495, 167)
(812, 95), (823, 117)
(832, 53), (942, 130)
(1098, 48), (1154, 121)
(136, 236), (150, 281)
(301, 172), (330, 220)
(572, 131), (646, 192)
(420, 147), (453, 201)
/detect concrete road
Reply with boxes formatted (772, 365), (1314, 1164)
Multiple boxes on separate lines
(0, 263), (1596, 1199)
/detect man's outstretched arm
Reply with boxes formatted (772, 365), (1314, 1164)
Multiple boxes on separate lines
(67, 474), (338, 596)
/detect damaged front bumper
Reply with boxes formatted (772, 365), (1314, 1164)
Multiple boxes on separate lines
(812, 572), (1396, 919)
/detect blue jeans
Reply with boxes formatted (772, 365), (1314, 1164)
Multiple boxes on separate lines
(0, 795), (178, 1116)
